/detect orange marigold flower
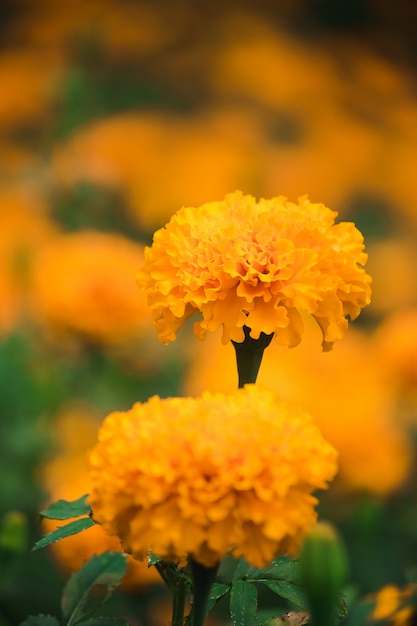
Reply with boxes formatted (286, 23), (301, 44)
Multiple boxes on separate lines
(137, 191), (371, 349)
(89, 385), (337, 568)
(30, 230), (151, 346)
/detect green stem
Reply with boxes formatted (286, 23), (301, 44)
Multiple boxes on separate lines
(172, 577), (188, 626)
(231, 326), (274, 387)
(154, 560), (171, 588)
(155, 561), (188, 626)
(189, 559), (219, 626)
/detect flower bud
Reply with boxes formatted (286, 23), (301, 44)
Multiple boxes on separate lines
(299, 522), (349, 626)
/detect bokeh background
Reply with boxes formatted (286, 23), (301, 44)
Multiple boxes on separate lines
(2, 0), (417, 624)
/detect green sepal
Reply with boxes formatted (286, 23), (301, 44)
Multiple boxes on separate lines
(32, 517), (96, 551)
(39, 495), (91, 520)
(148, 552), (163, 567)
(230, 579), (258, 626)
(61, 551), (127, 626)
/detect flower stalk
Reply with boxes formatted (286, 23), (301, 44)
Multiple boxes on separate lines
(189, 559), (219, 626)
(172, 575), (188, 626)
(232, 326), (274, 386)
(155, 560), (190, 626)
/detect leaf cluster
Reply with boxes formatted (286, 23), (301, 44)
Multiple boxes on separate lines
(24, 498), (129, 625)
(20, 551), (129, 626)
(207, 557), (309, 626)
(33, 496), (95, 552)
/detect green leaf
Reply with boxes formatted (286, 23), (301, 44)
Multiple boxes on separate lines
(61, 551), (128, 626)
(206, 582), (230, 613)
(233, 558), (251, 580)
(19, 616), (60, 626)
(248, 556), (299, 584)
(32, 517), (96, 551)
(230, 579), (257, 626)
(78, 617), (129, 626)
(258, 580), (307, 611)
(40, 495), (91, 520)
(210, 582), (230, 601)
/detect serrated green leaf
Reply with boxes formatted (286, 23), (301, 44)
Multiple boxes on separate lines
(40, 495), (91, 520)
(78, 617), (129, 626)
(19, 616), (60, 626)
(259, 580), (307, 611)
(210, 582), (230, 600)
(61, 551), (127, 626)
(233, 558), (251, 581)
(247, 557), (299, 584)
(230, 579), (257, 626)
(32, 517), (96, 551)
(206, 582), (230, 613)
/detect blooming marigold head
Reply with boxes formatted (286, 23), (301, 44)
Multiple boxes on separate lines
(88, 385), (337, 568)
(137, 191), (371, 350)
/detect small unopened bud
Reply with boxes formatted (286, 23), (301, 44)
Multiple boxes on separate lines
(0, 511), (28, 555)
(299, 521), (349, 626)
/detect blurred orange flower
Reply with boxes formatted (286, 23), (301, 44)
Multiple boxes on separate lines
(373, 308), (417, 405)
(52, 110), (266, 231)
(372, 584), (417, 625)
(0, 144), (41, 181)
(184, 320), (411, 496)
(15, 0), (176, 61)
(40, 403), (160, 588)
(0, 187), (57, 335)
(208, 17), (417, 225)
(262, 105), (382, 212)
(365, 239), (417, 316)
(138, 191), (371, 349)
(30, 230), (151, 346)
(0, 51), (59, 128)
(89, 386), (337, 568)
